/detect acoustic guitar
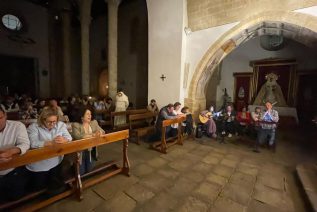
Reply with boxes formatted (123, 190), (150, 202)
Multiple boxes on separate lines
(199, 112), (212, 124)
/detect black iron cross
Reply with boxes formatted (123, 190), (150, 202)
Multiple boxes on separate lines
(160, 74), (166, 81)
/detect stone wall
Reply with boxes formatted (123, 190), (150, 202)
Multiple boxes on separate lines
(187, 0), (317, 31)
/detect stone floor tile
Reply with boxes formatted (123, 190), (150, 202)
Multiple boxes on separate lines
(146, 157), (168, 168)
(182, 142), (199, 151)
(157, 166), (180, 179)
(139, 173), (174, 192)
(184, 171), (205, 183)
(168, 159), (194, 172)
(124, 183), (155, 204)
(43, 189), (104, 212)
(229, 172), (256, 188)
(236, 163), (259, 177)
(212, 165), (234, 178)
(175, 196), (209, 212)
(257, 173), (285, 191)
(193, 182), (221, 203)
(253, 183), (294, 211)
(224, 153), (243, 161)
(247, 199), (286, 212)
(168, 177), (198, 197)
(168, 148), (189, 158)
(202, 155), (221, 165)
(221, 183), (253, 206)
(205, 173), (228, 187)
(137, 191), (179, 212)
(94, 192), (136, 212)
(192, 162), (214, 174)
(207, 151), (226, 159)
(220, 158), (239, 168)
(210, 197), (247, 212)
(190, 148), (211, 158)
(183, 152), (203, 162)
(92, 175), (139, 200)
(132, 163), (155, 177)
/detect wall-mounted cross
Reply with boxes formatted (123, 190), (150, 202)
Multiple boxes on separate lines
(160, 74), (166, 81)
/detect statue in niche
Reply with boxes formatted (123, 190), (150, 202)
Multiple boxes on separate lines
(238, 86), (245, 99)
(253, 73), (287, 107)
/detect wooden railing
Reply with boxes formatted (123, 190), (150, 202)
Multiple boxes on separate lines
(0, 130), (130, 211)
(151, 116), (186, 153)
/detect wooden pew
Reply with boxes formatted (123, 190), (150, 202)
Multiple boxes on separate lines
(0, 130), (130, 211)
(129, 112), (157, 145)
(151, 116), (186, 154)
(111, 109), (150, 131)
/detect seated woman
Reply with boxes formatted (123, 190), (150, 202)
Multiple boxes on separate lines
(26, 107), (72, 194)
(236, 106), (251, 135)
(71, 106), (105, 175)
(200, 106), (217, 138)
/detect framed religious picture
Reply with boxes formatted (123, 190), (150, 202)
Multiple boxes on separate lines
(233, 72), (252, 112)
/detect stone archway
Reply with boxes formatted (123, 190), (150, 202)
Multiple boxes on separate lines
(185, 11), (317, 118)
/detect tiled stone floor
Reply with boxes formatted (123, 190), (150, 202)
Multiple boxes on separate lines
(44, 130), (316, 212)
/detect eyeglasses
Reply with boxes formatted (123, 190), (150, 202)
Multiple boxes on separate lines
(45, 120), (57, 125)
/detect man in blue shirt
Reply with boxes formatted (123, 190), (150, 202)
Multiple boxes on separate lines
(254, 101), (279, 153)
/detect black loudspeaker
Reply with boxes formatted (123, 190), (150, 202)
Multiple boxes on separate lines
(196, 124), (203, 138)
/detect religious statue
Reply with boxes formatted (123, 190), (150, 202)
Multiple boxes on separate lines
(253, 73), (287, 107)
(238, 86), (245, 99)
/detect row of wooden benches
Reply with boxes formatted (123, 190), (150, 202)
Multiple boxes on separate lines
(0, 115), (187, 211)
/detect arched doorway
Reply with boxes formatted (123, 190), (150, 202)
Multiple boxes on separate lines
(185, 11), (317, 118)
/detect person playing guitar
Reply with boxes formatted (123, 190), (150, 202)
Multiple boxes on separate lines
(199, 106), (217, 138)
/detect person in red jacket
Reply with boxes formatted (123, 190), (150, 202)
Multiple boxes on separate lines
(236, 106), (251, 135)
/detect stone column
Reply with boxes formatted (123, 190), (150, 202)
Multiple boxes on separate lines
(80, 0), (92, 95)
(62, 9), (72, 96)
(106, 0), (121, 98)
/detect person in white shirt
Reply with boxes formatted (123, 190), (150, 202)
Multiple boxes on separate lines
(171, 102), (182, 137)
(114, 89), (129, 126)
(0, 107), (30, 201)
(26, 107), (72, 193)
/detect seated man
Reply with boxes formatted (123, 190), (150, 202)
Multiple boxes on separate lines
(254, 102), (279, 153)
(170, 102), (182, 137)
(200, 106), (217, 138)
(181, 106), (194, 136)
(250, 106), (262, 139)
(221, 105), (237, 137)
(0, 107), (30, 201)
(154, 104), (184, 140)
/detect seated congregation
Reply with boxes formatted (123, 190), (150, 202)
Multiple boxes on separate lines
(0, 93), (193, 209)
(0, 91), (279, 210)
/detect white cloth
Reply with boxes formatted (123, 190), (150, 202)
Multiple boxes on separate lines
(0, 121), (30, 175)
(114, 92), (129, 126)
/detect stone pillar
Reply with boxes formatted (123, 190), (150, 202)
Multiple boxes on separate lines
(80, 0), (92, 95)
(106, 0), (121, 98)
(62, 9), (72, 96)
